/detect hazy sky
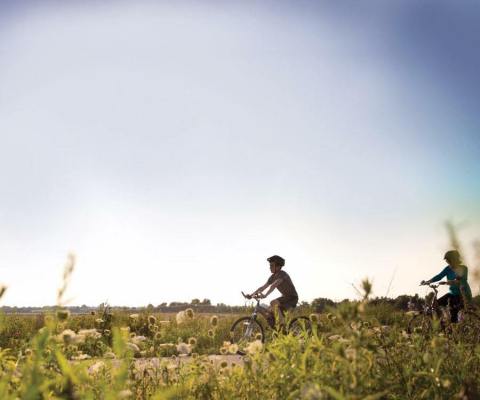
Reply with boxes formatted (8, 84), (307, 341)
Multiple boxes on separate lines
(1, 1), (479, 306)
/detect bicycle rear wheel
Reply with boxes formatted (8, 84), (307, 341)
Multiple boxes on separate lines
(230, 317), (264, 355)
(407, 313), (433, 336)
(288, 316), (313, 337)
(456, 310), (480, 345)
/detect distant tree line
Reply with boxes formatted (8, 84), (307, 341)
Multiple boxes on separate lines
(2, 294), (479, 314)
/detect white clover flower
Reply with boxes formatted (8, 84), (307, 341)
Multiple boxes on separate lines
(176, 311), (186, 324)
(131, 335), (147, 345)
(228, 343), (239, 354)
(127, 343), (140, 353)
(88, 361), (105, 375)
(78, 329), (101, 340)
(57, 329), (76, 344)
(72, 353), (91, 360)
(176, 342), (191, 355)
(246, 340), (263, 355)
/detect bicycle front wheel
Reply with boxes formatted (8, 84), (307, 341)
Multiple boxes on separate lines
(230, 317), (264, 354)
(407, 313), (433, 336)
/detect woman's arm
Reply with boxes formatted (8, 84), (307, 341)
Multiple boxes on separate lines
(426, 267), (449, 283)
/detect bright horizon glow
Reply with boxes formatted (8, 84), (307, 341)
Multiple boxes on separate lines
(0, 1), (479, 306)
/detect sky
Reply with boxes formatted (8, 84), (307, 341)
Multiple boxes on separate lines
(0, 0), (479, 306)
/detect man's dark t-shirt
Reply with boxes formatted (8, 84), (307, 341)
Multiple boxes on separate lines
(267, 270), (298, 299)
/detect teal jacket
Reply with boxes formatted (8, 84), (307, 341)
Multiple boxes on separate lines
(429, 265), (472, 301)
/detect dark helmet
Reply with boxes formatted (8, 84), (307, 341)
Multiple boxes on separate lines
(444, 250), (461, 264)
(267, 255), (285, 267)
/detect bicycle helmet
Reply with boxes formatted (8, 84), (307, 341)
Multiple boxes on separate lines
(267, 255), (285, 267)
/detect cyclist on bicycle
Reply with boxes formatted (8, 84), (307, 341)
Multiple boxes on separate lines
(245, 255), (298, 329)
(420, 250), (473, 322)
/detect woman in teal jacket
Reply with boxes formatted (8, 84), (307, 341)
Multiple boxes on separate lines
(421, 250), (472, 322)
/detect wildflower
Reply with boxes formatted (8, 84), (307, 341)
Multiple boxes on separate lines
(345, 348), (357, 361)
(95, 318), (104, 326)
(148, 324), (155, 332)
(58, 329), (76, 344)
(188, 337), (197, 347)
(442, 379), (451, 388)
(24, 349), (32, 357)
(72, 353), (91, 360)
(118, 389), (133, 399)
(78, 329), (101, 340)
(154, 332), (162, 341)
(220, 361), (228, 368)
(207, 329), (215, 338)
(219, 347), (228, 355)
(185, 308), (194, 319)
(176, 342), (191, 355)
(228, 343), (239, 354)
(176, 311), (186, 324)
(103, 329), (111, 337)
(326, 313), (336, 321)
(160, 343), (176, 349)
(127, 343), (140, 353)
(361, 278), (372, 298)
(210, 315), (218, 327)
(309, 314), (319, 323)
(328, 334), (342, 342)
(148, 315), (157, 325)
(246, 340), (263, 355)
(56, 309), (70, 321)
(131, 335), (147, 345)
(223, 341), (231, 347)
(88, 361), (105, 375)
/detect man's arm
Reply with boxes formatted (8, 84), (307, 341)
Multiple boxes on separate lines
(250, 283), (270, 297)
(261, 278), (282, 298)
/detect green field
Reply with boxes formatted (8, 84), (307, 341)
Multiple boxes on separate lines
(0, 292), (479, 399)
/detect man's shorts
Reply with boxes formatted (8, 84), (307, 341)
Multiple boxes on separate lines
(275, 296), (298, 312)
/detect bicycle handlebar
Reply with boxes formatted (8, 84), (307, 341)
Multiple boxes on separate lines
(241, 291), (262, 301)
(420, 282), (448, 289)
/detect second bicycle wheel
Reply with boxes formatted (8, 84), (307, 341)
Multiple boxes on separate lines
(288, 316), (313, 337)
(230, 317), (264, 355)
(456, 310), (480, 346)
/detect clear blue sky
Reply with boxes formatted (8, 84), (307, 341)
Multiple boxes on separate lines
(0, 1), (479, 306)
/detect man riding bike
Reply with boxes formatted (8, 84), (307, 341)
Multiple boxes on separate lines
(420, 250), (473, 322)
(245, 255), (298, 330)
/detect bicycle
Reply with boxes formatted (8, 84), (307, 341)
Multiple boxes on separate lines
(407, 282), (480, 345)
(229, 292), (313, 354)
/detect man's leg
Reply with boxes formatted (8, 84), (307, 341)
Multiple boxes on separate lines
(270, 299), (286, 329)
(257, 305), (275, 328)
